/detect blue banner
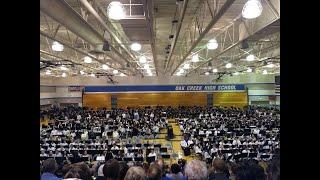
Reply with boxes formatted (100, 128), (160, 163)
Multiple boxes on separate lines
(84, 84), (245, 93)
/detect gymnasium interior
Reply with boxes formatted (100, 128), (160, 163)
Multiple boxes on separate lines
(40, 0), (280, 179)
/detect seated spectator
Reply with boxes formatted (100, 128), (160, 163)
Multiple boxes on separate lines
(184, 160), (207, 180)
(124, 166), (147, 180)
(235, 161), (265, 180)
(41, 158), (60, 180)
(266, 158), (280, 180)
(208, 158), (228, 180)
(96, 164), (105, 180)
(103, 159), (120, 180)
(119, 162), (129, 180)
(165, 163), (186, 180)
(147, 163), (162, 180)
(64, 166), (82, 179)
(148, 149), (157, 158)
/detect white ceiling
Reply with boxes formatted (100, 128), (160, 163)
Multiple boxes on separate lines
(40, 0), (280, 79)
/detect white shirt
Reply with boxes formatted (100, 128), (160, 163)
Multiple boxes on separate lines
(204, 151), (211, 159)
(152, 126), (159, 133)
(148, 152), (157, 157)
(127, 152), (134, 158)
(180, 140), (193, 148)
(194, 146), (202, 154)
(210, 147), (218, 154)
(123, 147), (128, 154)
(113, 131), (119, 139)
(40, 153), (48, 157)
(111, 146), (119, 150)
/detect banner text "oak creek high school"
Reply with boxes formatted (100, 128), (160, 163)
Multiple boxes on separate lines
(175, 85), (237, 91)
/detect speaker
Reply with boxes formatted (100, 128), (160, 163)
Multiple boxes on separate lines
(241, 40), (249, 49)
(103, 41), (110, 51)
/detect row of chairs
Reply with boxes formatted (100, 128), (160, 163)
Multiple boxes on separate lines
(41, 143), (164, 149)
(40, 154), (171, 164)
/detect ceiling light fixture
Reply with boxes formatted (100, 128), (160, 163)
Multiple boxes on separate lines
(183, 63), (190, 69)
(242, 0), (263, 19)
(80, 71), (85, 75)
(212, 68), (218, 73)
(107, 1), (125, 20)
(90, 73), (95, 77)
(191, 54), (199, 62)
(120, 73), (125, 77)
(225, 63), (232, 68)
(45, 70), (51, 75)
(62, 72), (67, 77)
(247, 67), (253, 72)
(52, 41), (64, 52)
(207, 39), (218, 50)
(143, 64), (150, 69)
(84, 56), (92, 63)
(146, 69), (151, 74)
(102, 64), (109, 70)
(205, 72), (210, 76)
(246, 54), (255, 61)
(113, 69), (119, 74)
(130, 42), (142, 51)
(179, 69), (185, 74)
(139, 56), (147, 63)
(60, 65), (68, 71)
(262, 70), (268, 74)
(266, 63), (275, 68)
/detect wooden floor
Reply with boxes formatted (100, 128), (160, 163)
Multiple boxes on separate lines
(140, 119), (195, 164)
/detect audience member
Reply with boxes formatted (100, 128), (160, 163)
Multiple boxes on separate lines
(208, 158), (228, 180)
(184, 160), (208, 180)
(103, 159), (120, 180)
(147, 163), (162, 180)
(119, 162), (129, 180)
(165, 163), (185, 180)
(124, 166), (147, 180)
(41, 158), (60, 180)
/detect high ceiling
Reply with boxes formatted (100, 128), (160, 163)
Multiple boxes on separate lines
(40, 0), (280, 79)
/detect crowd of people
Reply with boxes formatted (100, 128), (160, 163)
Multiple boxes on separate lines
(41, 106), (170, 164)
(178, 106), (280, 164)
(41, 156), (279, 180)
(40, 105), (280, 180)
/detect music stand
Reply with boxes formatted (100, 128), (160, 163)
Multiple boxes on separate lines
(147, 156), (156, 163)
(160, 147), (167, 153)
(135, 157), (144, 162)
(124, 157), (133, 162)
(161, 154), (170, 159)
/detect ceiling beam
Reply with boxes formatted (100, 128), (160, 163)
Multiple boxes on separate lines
(40, 0), (142, 76)
(164, 0), (189, 73)
(79, 0), (142, 70)
(142, 0), (158, 76)
(170, 0), (236, 75)
(40, 49), (126, 76)
(40, 30), (130, 75)
(186, 18), (280, 76)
